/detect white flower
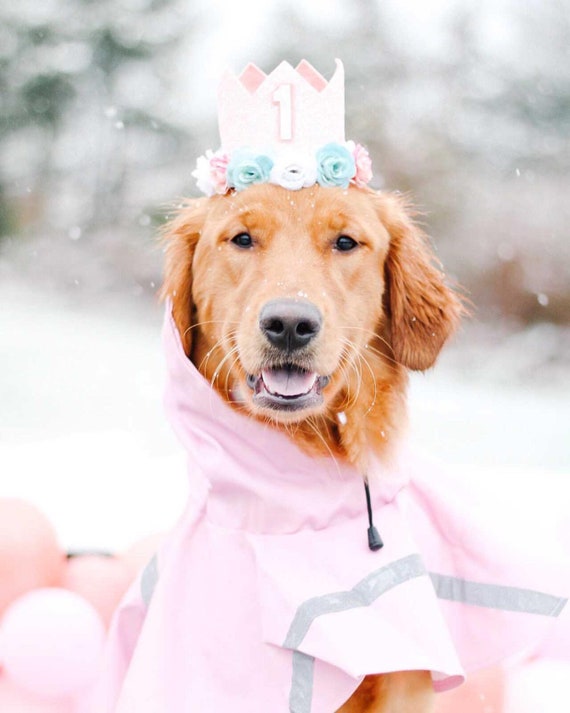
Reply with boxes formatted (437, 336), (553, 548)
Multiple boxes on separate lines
(192, 153), (216, 196)
(269, 155), (318, 191)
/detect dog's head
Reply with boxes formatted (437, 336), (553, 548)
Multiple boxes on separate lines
(161, 184), (463, 462)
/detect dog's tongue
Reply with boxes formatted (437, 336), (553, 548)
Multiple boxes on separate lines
(262, 368), (317, 397)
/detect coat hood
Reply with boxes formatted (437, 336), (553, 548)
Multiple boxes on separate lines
(162, 305), (406, 536)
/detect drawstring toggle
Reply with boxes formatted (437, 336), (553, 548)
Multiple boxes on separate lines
(364, 479), (384, 551)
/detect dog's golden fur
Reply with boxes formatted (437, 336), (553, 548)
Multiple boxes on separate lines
(161, 183), (463, 711)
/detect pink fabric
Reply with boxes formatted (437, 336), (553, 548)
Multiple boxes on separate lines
(87, 311), (568, 712)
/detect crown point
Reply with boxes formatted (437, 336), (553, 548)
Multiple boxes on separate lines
(295, 60), (327, 92)
(239, 63), (266, 93)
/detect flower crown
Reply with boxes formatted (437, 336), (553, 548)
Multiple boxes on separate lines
(193, 141), (373, 195)
(192, 60), (374, 196)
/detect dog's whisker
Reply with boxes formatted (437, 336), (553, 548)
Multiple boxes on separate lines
(338, 335), (392, 418)
(222, 353), (243, 395)
(338, 364), (360, 412)
(342, 336), (379, 415)
(206, 333), (238, 378)
(198, 337), (226, 374)
(337, 325), (406, 370)
(210, 345), (240, 390)
(199, 329), (241, 379)
(367, 338), (405, 370)
(356, 352), (379, 416)
(305, 416), (342, 478)
(207, 343), (241, 414)
(331, 351), (353, 412)
(344, 338), (366, 392)
(189, 335), (240, 403)
(183, 319), (239, 342)
(336, 339), (364, 411)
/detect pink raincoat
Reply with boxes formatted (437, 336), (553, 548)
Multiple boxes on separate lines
(88, 311), (568, 712)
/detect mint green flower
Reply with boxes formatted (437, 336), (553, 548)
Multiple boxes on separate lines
(316, 143), (356, 188)
(227, 150), (274, 191)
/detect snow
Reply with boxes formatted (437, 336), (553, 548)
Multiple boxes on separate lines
(409, 370), (570, 473)
(1, 280), (569, 555)
(0, 282), (187, 552)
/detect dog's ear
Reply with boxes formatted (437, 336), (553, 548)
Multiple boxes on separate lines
(160, 198), (209, 357)
(375, 192), (464, 371)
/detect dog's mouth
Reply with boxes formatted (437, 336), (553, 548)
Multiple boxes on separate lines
(246, 365), (330, 412)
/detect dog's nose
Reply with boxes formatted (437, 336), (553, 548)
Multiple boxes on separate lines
(259, 299), (322, 351)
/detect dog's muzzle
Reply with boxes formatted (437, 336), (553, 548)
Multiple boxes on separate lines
(247, 299), (328, 412)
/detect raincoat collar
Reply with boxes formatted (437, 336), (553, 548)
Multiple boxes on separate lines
(162, 307), (408, 536)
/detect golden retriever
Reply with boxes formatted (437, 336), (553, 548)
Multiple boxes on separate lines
(161, 182), (463, 712)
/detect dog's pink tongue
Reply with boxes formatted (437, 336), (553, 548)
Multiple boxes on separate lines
(262, 368), (317, 397)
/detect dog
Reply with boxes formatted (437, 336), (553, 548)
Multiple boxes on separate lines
(160, 182), (463, 712)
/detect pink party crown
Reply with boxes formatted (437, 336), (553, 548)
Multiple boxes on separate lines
(218, 59), (345, 154)
(193, 59), (373, 195)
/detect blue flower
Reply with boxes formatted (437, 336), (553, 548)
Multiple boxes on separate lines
(316, 143), (356, 188)
(226, 150), (274, 191)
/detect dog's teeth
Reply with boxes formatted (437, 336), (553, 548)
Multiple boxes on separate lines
(262, 368), (317, 397)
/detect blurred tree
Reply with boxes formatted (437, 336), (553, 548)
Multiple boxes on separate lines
(1, 0), (568, 325)
(436, 0), (570, 175)
(0, 0), (202, 294)
(435, 0), (570, 323)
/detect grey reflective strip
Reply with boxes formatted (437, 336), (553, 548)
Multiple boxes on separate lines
(286, 554), (425, 711)
(285, 556), (567, 710)
(141, 553), (159, 607)
(289, 652), (315, 713)
(431, 573), (567, 617)
(284, 553), (426, 650)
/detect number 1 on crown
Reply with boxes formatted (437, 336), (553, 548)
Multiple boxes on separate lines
(273, 84), (293, 141)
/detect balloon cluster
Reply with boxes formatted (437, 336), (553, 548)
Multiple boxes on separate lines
(0, 498), (162, 712)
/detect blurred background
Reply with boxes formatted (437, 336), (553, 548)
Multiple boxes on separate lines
(2, 0), (570, 330)
(1, 0), (569, 539)
(0, 0), (570, 326)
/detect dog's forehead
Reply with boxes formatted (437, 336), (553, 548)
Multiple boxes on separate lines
(205, 184), (385, 237)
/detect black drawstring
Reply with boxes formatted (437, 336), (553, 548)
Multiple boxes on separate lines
(364, 479), (383, 551)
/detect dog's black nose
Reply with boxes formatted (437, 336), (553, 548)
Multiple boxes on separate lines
(259, 299), (322, 351)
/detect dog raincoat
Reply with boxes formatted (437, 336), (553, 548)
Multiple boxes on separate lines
(87, 311), (568, 713)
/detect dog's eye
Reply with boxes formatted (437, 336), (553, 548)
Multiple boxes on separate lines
(334, 235), (358, 252)
(231, 232), (253, 249)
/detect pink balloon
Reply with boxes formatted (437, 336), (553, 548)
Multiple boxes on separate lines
(63, 556), (132, 628)
(1, 588), (105, 700)
(0, 499), (65, 615)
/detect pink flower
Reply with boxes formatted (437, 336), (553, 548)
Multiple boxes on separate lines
(351, 142), (373, 186)
(209, 151), (229, 193)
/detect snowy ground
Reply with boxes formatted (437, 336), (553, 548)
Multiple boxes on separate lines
(0, 282), (186, 552)
(1, 279), (569, 554)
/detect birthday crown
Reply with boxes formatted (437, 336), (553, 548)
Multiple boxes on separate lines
(192, 59), (373, 196)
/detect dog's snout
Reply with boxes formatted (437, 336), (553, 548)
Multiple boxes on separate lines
(259, 299), (322, 351)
